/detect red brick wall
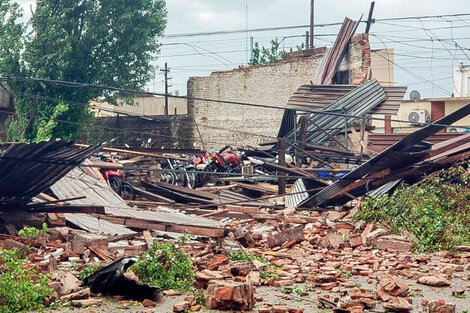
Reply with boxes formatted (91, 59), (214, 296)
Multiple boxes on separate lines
(385, 115), (392, 134)
(431, 101), (445, 122)
(351, 33), (371, 86)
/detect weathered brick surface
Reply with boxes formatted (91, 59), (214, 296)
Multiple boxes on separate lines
(81, 114), (194, 148)
(188, 37), (369, 149)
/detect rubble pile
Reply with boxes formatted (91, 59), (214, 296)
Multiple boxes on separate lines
(3, 203), (467, 312)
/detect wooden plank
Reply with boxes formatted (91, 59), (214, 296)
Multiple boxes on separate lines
(143, 230), (154, 247)
(75, 144), (188, 161)
(100, 215), (225, 238)
(30, 205), (106, 214)
(349, 127), (367, 150)
(87, 246), (113, 261)
(134, 187), (176, 204)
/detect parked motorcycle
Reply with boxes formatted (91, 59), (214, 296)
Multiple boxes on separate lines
(97, 155), (136, 200)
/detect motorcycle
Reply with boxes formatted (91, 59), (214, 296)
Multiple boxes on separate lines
(160, 158), (198, 189)
(193, 149), (242, 185)
(97, 155), (136, 200)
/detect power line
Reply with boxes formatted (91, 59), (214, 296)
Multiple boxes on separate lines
(370, 35), (450, 94)
(161, 13), (470, 39)
(7, 89), (278, 144)
(2, 76), (468, 132)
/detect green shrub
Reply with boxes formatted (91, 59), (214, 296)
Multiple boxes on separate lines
(79, 264), (103, 282)
(356, 165), (470, 252)
(18, 223), (47, 239)
(0, 248), (52, 312)
(132, 241), (195, 291)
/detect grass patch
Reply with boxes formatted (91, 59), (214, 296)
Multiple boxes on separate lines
(132, 241), (195, 292)
(355, 164), (470, 252)
(0, 248), (52, 312)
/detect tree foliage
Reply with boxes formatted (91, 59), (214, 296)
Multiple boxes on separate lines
(355, 163), (470, 252)
(0, 0), (24, 76)
(249, 39), (285, 65)
(133, 240), (195, 291)
(0, 0), (167, 141)
(248, 38), (306, 65)
(0, 248), (52, 312)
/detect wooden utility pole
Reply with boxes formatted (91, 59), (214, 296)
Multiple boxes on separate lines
(161, 62), (170, 115)
(309, 0), (314, 48)
(365, 1), (376, 34)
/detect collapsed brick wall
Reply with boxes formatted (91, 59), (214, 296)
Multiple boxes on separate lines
(80, 115), (194, 148)
(188, 36), (370, 149)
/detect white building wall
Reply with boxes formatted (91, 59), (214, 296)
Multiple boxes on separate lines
(453, 65), (470, 97)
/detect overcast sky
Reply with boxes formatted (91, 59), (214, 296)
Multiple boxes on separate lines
(15, 0), (470, 98)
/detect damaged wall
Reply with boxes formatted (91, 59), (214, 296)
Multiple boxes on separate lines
(80, 115), (194, 148)
(187, 35), (371, 149)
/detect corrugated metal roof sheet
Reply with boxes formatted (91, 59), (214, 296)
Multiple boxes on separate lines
(0, 140), (102, 205)
(65, 213), (136, 236)
(313, 17), (360, 85)
(284, 79), (387, 146)
(298, 101), (470, 209)
(51, 168), (128, 209)
(368, 132), (466, 153)
(51, 168), (223, 229)
(287, 84), (407, 115)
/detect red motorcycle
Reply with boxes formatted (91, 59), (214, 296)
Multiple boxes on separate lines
(99, 157), (136, 200)
(193, 150), (242, 186)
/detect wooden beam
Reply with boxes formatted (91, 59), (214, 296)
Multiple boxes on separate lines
(29, 205), (106, 214)
(100, 215), (225, 238)
(278, 138), (286, 195)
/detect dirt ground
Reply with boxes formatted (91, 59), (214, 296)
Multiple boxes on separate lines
(38, 268), (470, 313)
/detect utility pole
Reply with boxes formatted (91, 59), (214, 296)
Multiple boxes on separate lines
(365, 1), (376, 34)
(160, 62), (171, 115)
(309, 0), (314, 48)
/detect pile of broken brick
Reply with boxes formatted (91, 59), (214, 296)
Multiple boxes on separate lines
(0, 207), (466, 313)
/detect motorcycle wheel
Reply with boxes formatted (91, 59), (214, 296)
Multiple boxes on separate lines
(186, 172), (197, 189)
(109, 176), (122, 194)
(121, 182), (136, 200)
(174, 169), (186, 186)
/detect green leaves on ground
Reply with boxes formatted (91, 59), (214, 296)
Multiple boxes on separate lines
(79, 264), (103, 282)
(227, 249), (264, 262)
(355, 164), (470, 252)
(17, 223), (47, 239)
(0, 248), (52, 313)
(132, 241), (195, 291)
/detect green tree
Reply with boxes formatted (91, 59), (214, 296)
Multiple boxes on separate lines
(249, 39), (286, 65)
(249, 38), (306, 66)
(0, 0), (24, 76)
(1, 0), (167, 141)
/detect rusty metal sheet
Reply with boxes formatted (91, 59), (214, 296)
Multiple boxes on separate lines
(368, 132), (466, 153)
(297, 102), (470, 209)
(313, 17), (361, 85)
(287, 85), (407, 115)
(0, 140), (102, 205)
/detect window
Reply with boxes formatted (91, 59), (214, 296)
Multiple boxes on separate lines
(333, 70), (349, 84)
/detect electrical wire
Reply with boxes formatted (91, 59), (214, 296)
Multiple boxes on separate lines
(1, 75), (468, 130)
(160, 13), (470, 39)
(370, 35), (449, 94)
